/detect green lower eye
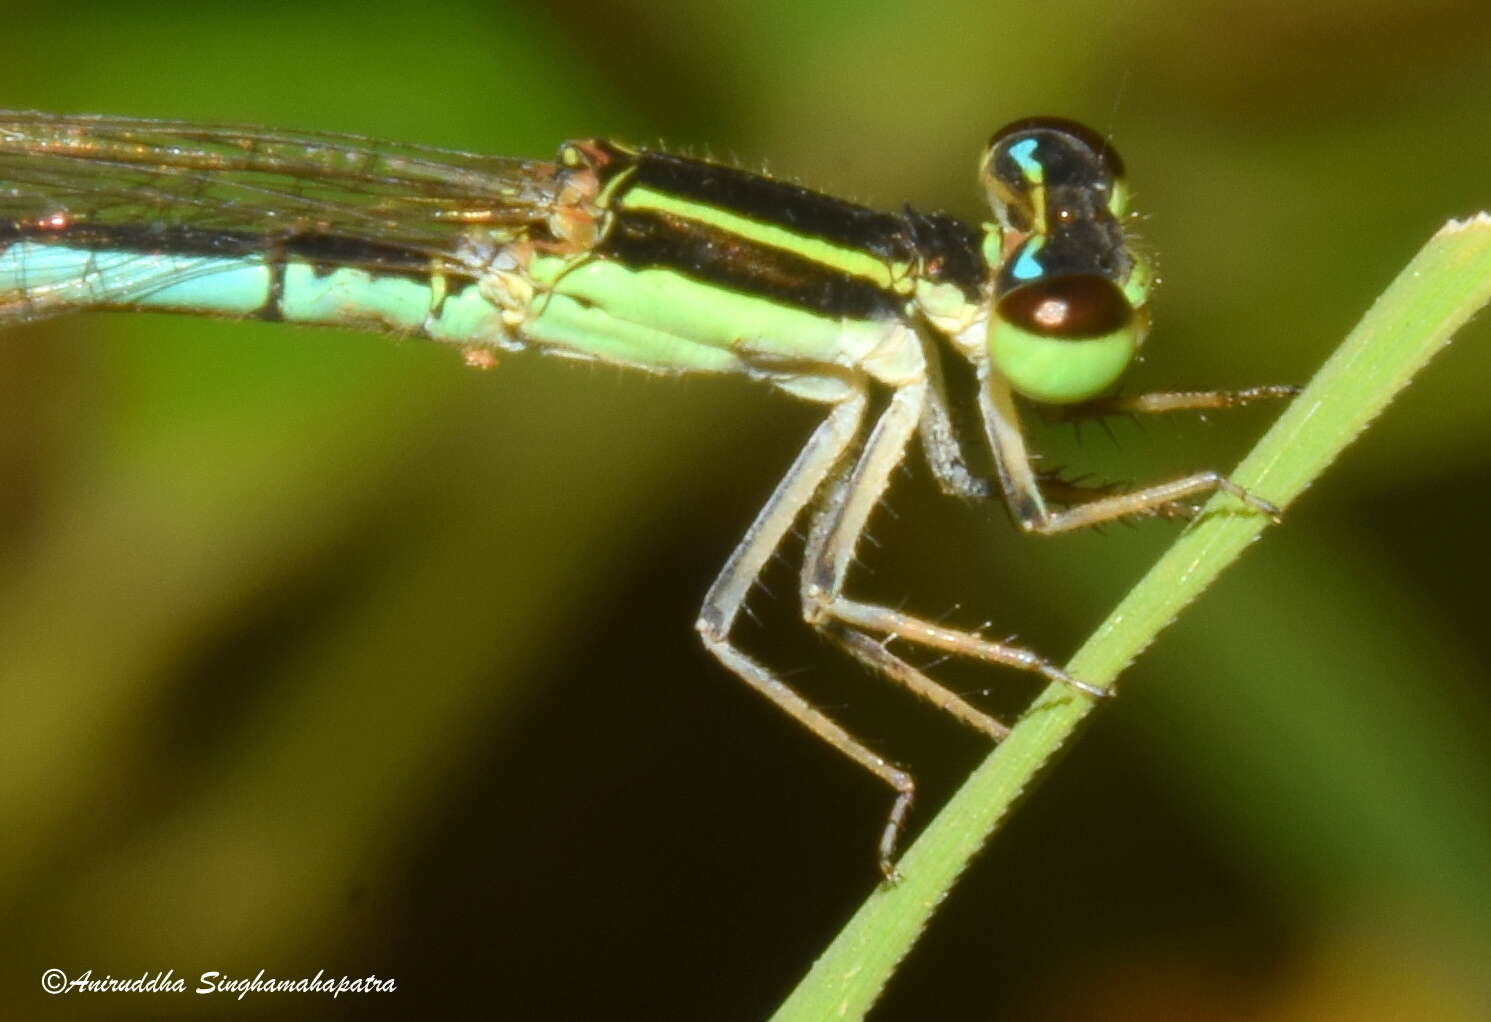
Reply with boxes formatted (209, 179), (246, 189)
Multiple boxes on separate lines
(990, 276), (1140, 403)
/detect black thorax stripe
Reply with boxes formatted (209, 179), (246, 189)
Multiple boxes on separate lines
(596, 150), (930, 322)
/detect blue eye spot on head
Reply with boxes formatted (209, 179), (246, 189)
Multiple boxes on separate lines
(1008, 137), (1041, 181)
(1011, 239), (1044, 282)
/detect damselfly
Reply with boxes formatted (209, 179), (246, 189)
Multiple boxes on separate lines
(0, 112), (1291, 878)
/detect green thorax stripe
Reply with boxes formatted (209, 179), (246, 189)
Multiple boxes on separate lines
(587, 145), (927, 322)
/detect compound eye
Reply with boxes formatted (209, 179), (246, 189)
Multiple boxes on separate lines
(982, 117), (1128, 227)
(988, 116), (1125, 180)
(996, 275), (1131, 339)
(988, 275), (1140, 405)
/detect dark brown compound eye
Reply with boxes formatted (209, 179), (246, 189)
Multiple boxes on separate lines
(996, 275), (1132, 339)
(988, 116), (1125, 180)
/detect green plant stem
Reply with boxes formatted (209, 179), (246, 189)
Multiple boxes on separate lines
(770, 213), (1491, 1022)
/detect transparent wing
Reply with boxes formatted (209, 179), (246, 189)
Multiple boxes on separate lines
(0, 111), (564, 269)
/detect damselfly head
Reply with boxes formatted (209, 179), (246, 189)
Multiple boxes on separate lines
(978, 117), (1151, 405)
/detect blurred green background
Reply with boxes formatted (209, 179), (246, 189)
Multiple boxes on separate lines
(2, 0), (1489, 1018)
